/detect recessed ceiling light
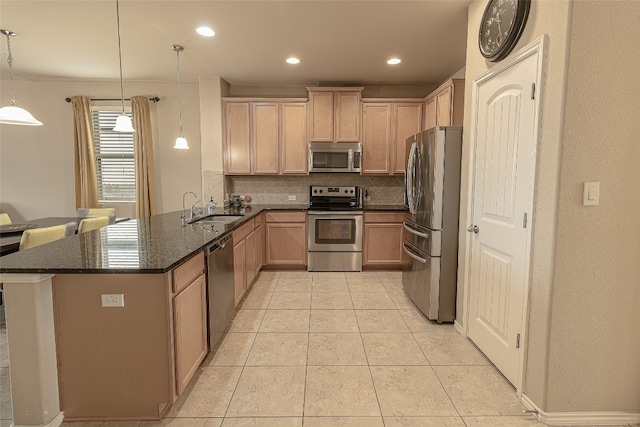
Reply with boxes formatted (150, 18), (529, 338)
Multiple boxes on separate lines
(387, 58), (401, 65)
(196, 26), (215, 37)
(286, 57), (300, 65)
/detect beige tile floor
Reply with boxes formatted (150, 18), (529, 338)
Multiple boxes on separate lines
(2, 271), (624, 426)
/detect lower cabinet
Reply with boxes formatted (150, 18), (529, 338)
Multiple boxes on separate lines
(265, 211), (307, 267)
(363, 212), (410, 268)
(173, 273), (207, 395)
(232, 216), (264, 307)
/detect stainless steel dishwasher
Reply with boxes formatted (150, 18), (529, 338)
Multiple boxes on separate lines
(206, 233), (235, 350)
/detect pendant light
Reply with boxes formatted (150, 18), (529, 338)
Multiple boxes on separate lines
(172, 44), (189, 149)
(112, 0), (134, 132)
(0, 30), (42, 126)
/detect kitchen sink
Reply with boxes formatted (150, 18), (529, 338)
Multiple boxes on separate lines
(192, 214), (244, 225)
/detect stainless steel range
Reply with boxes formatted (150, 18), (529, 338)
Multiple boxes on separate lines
(307, 185), (363, 272)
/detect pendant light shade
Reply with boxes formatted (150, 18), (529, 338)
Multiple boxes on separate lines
(0, 30), (42, 126)
(174, 136), (189, 150)
(172, 44), (189, 149)
(112, 0), (134, 133)
(114, 114), (135, 132)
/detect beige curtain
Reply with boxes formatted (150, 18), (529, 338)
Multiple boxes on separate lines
(71, 96), (99, 209)
(131, 96), (157, 218)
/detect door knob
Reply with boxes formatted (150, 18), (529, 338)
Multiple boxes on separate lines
(467, 225), (479, 234)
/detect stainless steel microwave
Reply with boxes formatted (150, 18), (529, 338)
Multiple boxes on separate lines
(309, 142), (362, 173)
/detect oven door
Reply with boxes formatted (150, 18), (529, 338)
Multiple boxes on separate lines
(307, 211), (363, 252)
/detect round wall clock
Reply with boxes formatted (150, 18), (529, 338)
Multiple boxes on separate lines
(478, 0), (530, 62)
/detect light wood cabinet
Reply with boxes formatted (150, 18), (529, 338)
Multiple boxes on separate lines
(265, 211), (307, 267)
(252, 102), (280, 174)
(173, 273), (207, 395)
(254, 213), (264, 275)
(281, 103), (308, 174)
(423, 79), (465, 130)
(224, 102), (251, 174)
(363, 212), (410, 269)
(307, 87), (364, 143)
(233, 238), (246, 306)
(362, 103), (393, 174)
(393, 103), (424, 174)
(361, 100), (423, 175)
(233, 218), (260, 307)
(223, 98), (308, 175)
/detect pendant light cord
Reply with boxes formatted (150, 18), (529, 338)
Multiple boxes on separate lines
(3, 32), (16, 106)
(173, 45), (184, 137)
(115, 0), (126, 114)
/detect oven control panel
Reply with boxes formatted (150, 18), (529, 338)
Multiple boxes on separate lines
(310, 186), (358, 197)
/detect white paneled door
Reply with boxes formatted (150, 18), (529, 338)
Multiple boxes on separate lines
(467, 47), (541, 386)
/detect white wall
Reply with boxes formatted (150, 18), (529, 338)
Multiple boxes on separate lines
(460, 0), (640, 415)
(0, 79), (202, 220)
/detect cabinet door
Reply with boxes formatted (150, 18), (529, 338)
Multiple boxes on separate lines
(335, 91), (361, 142)
(436, 85), (453, 127)
(224, 102), (251, 174)
(255, 223), (264, 275)
(362, 103), (392, 174)
(363, 223), (405, 266)
(308, 91), (334, 142)
(245, 229), (256, 287)
(424, 96), (437, 130)
(392, 103), (423, 174)
(173, 274), (207, 395)
(281, 103), (308, 174)
(265, 223), (307, 266)
(233, 239), (246, 307)
(252, 102), (280, 174)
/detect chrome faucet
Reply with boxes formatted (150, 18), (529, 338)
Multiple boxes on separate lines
(182, 191), (198, 226)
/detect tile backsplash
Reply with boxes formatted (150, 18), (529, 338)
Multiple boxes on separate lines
(228, 174), (405, 206)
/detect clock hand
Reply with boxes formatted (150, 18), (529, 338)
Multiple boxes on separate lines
(495, 9), (503, 46)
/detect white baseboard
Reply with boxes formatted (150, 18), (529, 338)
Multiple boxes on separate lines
(454, 320), (465, 336)
(522, 394), (640, 426)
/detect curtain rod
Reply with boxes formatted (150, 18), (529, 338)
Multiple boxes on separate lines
(65, 96), (160, 103)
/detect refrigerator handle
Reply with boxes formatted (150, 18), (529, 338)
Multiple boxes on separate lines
(402, 242), (427, 264)
(406, 142), (417, 214)
(403, 222), (430, 239)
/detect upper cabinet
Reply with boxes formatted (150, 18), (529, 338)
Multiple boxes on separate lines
(423, 78), (465, 129)
(361, 100), (423, 175)
(223, 99), (308, 175)
(307, 87), (364, 143)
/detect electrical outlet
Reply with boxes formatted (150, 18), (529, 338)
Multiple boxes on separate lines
(101, 293), (125, 307)
(288, 195), (297, 201)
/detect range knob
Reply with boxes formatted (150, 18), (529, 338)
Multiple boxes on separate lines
(319, 189), (323, 193)
(344, 189), (348, 193)
(313, 189), (317, 193)
(350, 189), (354, 193)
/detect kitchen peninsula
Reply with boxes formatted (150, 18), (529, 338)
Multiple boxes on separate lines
(0, 206), (307, 425)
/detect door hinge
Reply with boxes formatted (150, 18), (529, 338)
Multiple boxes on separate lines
(516, 333), (521, 349)
(523, 212), (528, 228)
(531, 83), (536, 100)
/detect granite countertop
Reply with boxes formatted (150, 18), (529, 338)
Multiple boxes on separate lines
(0, 204), (308, 275)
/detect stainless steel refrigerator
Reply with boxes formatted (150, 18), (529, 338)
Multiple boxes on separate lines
(403, 126), (463, 322)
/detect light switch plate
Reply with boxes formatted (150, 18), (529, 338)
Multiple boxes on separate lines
(583, 182), (600, 206)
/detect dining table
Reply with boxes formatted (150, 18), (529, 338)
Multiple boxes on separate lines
(0, 216), (129, 256)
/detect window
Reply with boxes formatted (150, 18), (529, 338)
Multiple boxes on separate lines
(91, 109), (135, 202)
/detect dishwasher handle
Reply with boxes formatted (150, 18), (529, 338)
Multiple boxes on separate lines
(208, 234), (232, 254)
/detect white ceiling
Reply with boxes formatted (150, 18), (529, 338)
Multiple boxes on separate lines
(0, 0), (471, 86)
